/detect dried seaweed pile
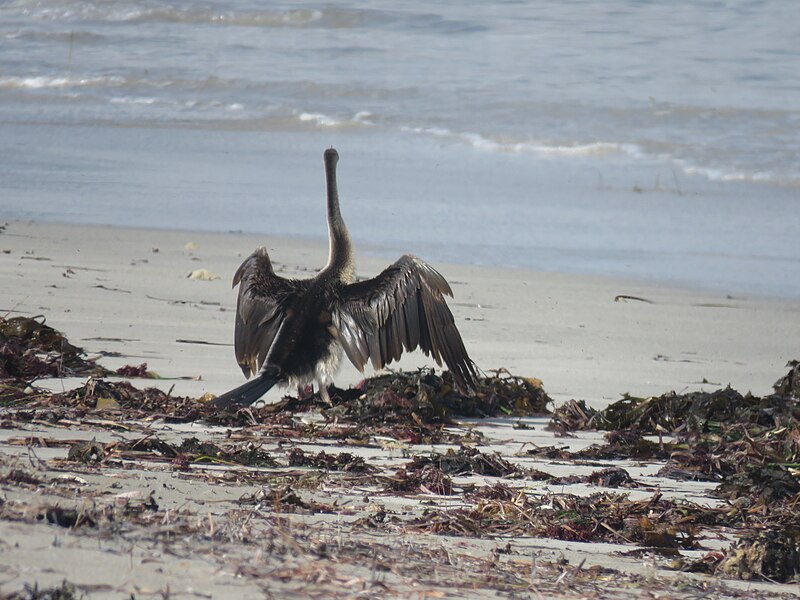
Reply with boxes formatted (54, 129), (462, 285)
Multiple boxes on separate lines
(552, 359), (800, 437)
(6, 316), (800, 588)
(287, 448), (372, 473)
(1, 317), (551, 442)
(59, 435), (279, 469)
(0, 316), (110, 403)
(3, 580), (80, 600)
(404, 487), (704, 549)
(405, 445), (522, 478)
(2, 378), (211, 427)
(547, 361), (800, 582)
(550, 364), (800, 490)
(251, 367), (551, 442)
(381, 446), (523, 496)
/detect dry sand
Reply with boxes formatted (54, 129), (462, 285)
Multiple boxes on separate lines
(2, 220), (797, 405)
(1, 220), (799, 598)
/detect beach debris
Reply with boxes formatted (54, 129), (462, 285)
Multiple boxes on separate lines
(546, 466), (640, 488)
(0, 469), (42, 486)
(8, 580), (80, 600)
(614, 295), (654, 304)
(585, 466), (638, 488)
(717, 528), (800, 583)
(263, 367), (550, 423)
(541, 359), (800, 582)
(112, 436), (278, 468)
(0, 316), (111, 399)
(773, 359), (800, 398)
(114, 362), (159, 378)
(67, 440), (105, 464)
(239, 485), (335, 514)
(6, 313), (800, 589)
(406, 489), (699, 549)
(175, 338), (232, 346)
(92, 284), (131, 293)
(41, 506), (96, 529)
(287, 448), (372, 473)
(187, 268), (220, 280)
(406, 446), (521, 478)
(383, 463), (454, 495)
(548, 398), (598, 432)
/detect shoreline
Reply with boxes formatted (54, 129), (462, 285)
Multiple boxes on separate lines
(3, 121), (799, 302)
(9, 212), (800, 303)
(2, 219), (798, 405)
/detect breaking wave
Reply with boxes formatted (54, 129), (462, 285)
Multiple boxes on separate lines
(297, 111), (375, 128)
(0, 75), (125, 89)
(400, 125), (800, 187)
(401, 125), (643, 159)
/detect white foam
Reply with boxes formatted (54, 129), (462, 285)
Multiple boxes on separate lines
(402, 125), (644, 160)
(462, 133), (644, 159)
(680, 164), (793, 186)
(0, 75), (124, 90)
(110, 96), (157, 105)
(298, 111), (375, 128)
(299, 112), (341, 127)
(534, 141), (642, 158)
(400, 125), (455, 137)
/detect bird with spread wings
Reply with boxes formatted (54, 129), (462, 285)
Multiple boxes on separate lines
(211, 148), (477, 409)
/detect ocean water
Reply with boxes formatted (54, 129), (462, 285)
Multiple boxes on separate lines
(1, 0), (799, 297)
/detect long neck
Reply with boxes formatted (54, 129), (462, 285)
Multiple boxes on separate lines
(321, 150), (354, 282)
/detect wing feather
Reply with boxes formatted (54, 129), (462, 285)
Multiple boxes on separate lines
(333, 254), (477, 390)
(233, 247), (298, 377)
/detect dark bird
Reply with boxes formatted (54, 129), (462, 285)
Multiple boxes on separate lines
(211, 148), (477, 409)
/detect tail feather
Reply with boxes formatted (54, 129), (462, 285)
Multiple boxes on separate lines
(210, 368), (281, 409)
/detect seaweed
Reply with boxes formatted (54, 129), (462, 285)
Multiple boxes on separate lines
(238, 485), (335, 514)
(66, 440), (105, 464)
(548, 466), (639, 488)
(287, 448), (372, 473)
(408, 490), (700, 548)
(249, 367), (551, 444)
(0, 469), (42, 486)
(773, 360), (800, 398)
(114, 362), (158, 378)
(548, 399), (598, 432)
(383, 464), (454, 495)
(7, 313), (800, 588)
(0, 316), (110, 387)
(4, 580), (79, 600)
(113, 436), (279, 468)
(549, 362), (800, 511)
(717, 528), (800, 583)
(403, 445), (522, 478)
(0, 318), (552, 447)
(569, 385), (800, 436)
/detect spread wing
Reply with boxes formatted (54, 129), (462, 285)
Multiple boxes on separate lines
(232, 247), (299, 377)
(333, 254), (477, 391)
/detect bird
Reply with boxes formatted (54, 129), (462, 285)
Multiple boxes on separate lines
(210, 148), (477, 409)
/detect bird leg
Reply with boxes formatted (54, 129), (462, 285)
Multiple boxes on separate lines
(319, 384), (333, 407)
(295, 383), (333, 407)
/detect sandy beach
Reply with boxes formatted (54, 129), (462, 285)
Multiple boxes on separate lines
(2, 220), (797, 405)
(3, 0), (800, 596)
(2, 220), (800, 598)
